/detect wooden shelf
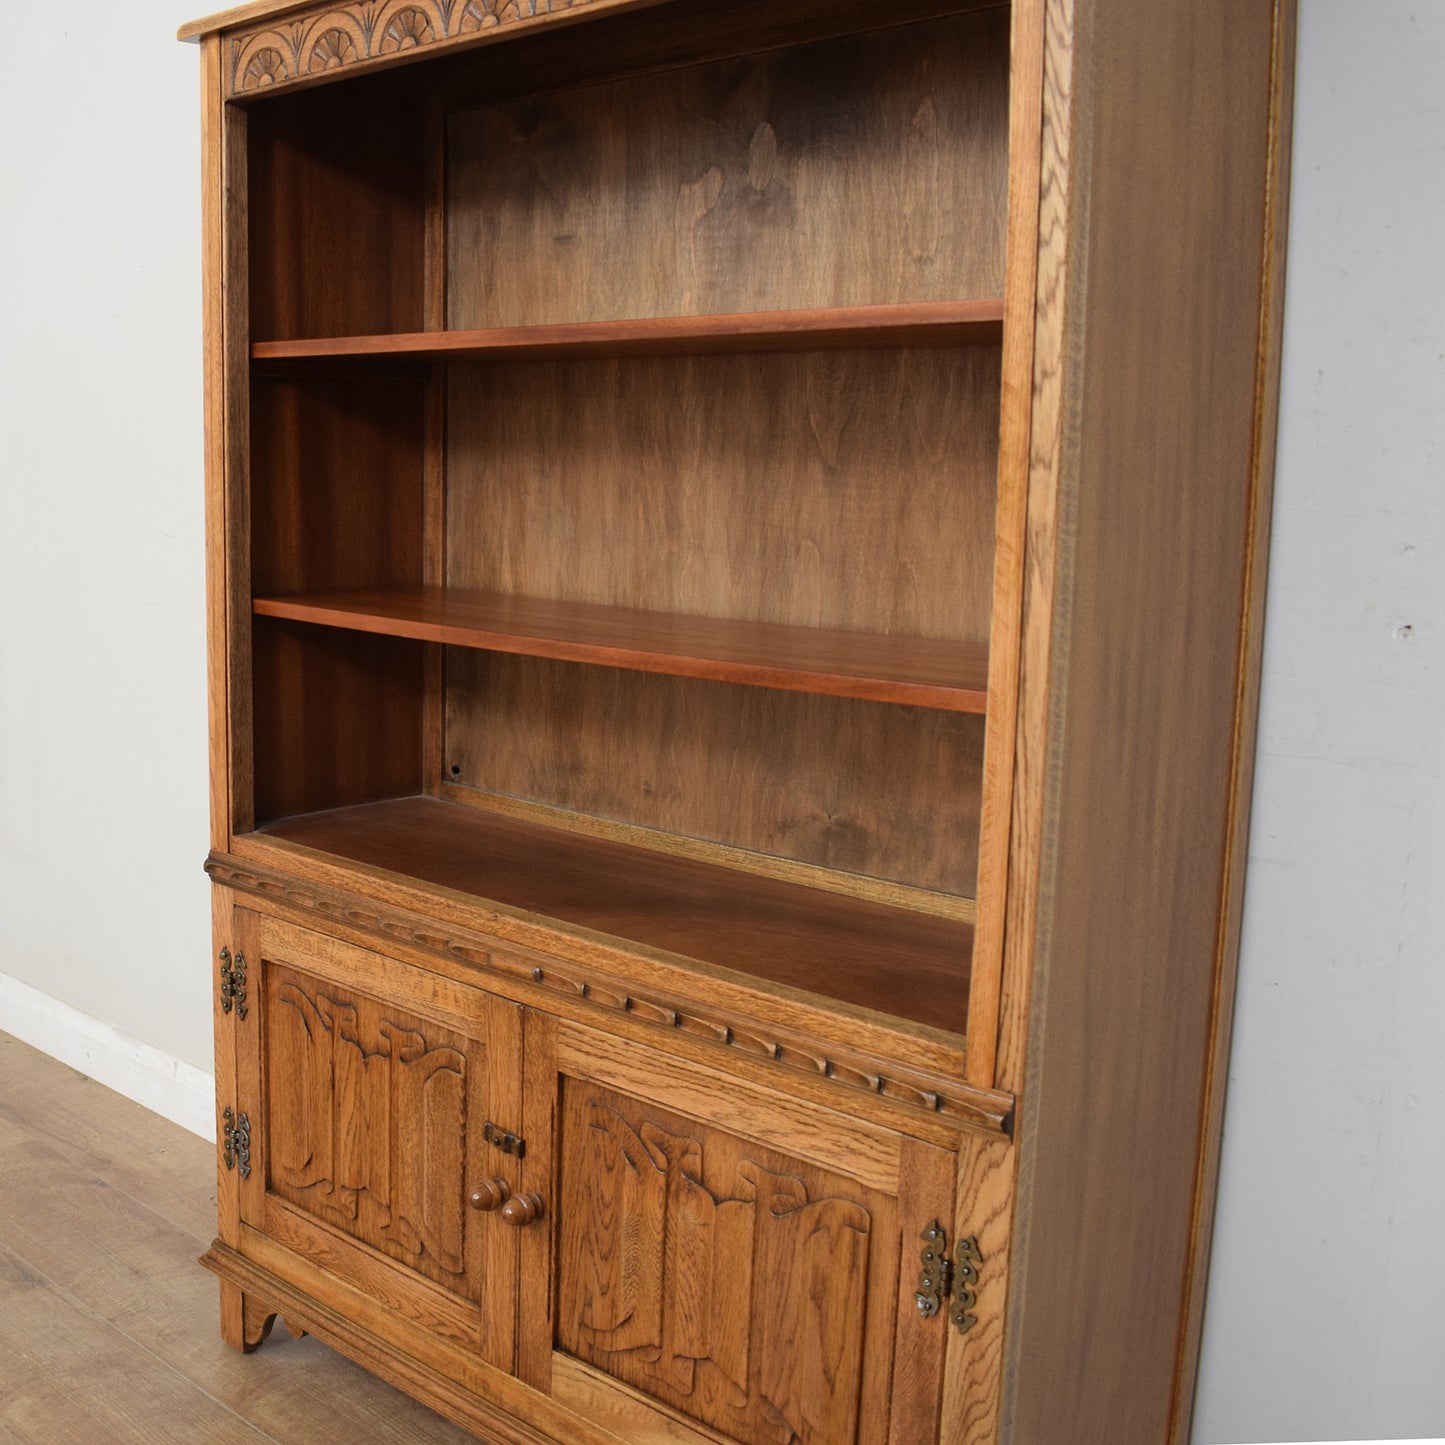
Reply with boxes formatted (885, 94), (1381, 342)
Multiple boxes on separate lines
(255, 796), (973, 1034)
(250, 300), (1005, 365)
(253, 587), (991, 713)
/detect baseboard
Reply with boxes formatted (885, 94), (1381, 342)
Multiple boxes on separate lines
(0, 971), (215, 1141)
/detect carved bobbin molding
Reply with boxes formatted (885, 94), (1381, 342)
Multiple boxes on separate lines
(204, 852), (1015, 1137)
(226, 0), (623, 97)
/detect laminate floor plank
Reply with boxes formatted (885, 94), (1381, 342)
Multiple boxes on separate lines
(0, 1242), (274, 1445)
(0, 1033), (480, 1444)
(0, 1035), (216, 1232)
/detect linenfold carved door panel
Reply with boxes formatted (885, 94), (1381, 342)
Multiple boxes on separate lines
(265, 959), (470, 1288)
(523, 1015), (957, 1445)
(231, 910), (520, 1370)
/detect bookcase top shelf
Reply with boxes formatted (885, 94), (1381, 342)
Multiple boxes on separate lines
(253, 587), (992, 713)
(249, 300), (1006, 366)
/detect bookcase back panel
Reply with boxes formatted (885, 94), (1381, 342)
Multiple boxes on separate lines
(250, 375), (426, 596)
(445, 346), (1001, 641)
(445, 653), (983, 896)
(253, 622), (424, 824)
(248, 75), (426, 342)
(445, 8), (1009, 327)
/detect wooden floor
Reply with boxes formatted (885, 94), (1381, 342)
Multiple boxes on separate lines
(0, 1031), (480, 1444)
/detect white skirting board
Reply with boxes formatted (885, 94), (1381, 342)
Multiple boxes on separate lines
(0, 971), (215, 1142)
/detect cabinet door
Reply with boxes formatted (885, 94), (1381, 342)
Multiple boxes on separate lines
(228, 909), (521, 1371)
(518, 1014), (957, 1445)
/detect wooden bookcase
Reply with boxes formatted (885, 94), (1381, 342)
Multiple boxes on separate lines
(182, 2), (1296, 1441)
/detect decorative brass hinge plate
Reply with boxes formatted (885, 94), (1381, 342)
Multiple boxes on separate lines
(914, 1220), (984, 1335)
(219, 947), (248, 1020)
(222, 1106), (252, 1180)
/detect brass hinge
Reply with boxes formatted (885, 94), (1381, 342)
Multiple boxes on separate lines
(914, 1220), (983, 1335)
(222, 1106), (252, 1180)
(218, 947), (248, 1020)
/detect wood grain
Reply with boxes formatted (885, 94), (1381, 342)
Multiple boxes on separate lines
(247, 74), (425, 341)
(447, 11), (1009, 325)
(251, 621), (424, 822)
(448, 654), (985, 897)
(1169, 4), (1299, 1437)
(252, 301), (1005, 359)
(997, 2), (1287, 1441)
(248, 371), (427, 822)
(965, 0), (1049, 1088)
(445, 345), (1000, 639)
(940, 1134), (1014, 1445)
(258, 794), (974, 1033)
(553, 1075), (896, 1445)
(255, 586), (990, 712)
(440, 783), (976, 922)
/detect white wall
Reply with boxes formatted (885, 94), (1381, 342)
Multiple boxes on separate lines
(0, 7), (212, 1071)
(0, 4), (1440, 1442)
(1194, 4), (1445, 1440)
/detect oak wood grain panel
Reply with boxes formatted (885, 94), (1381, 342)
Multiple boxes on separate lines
(201, 35), (235, 848)
(212, 1238), (608, 1445)
(553, 1020), (903, 1195)
(251, 301), (1005, 363)
(257, 586), (990, 711)
(257, 1200), (483, 1352)
(965, 0), (1049, 1087)
(260, 795), (974, 1033)
(445, 345), (1000, 640)
(887, 1138), (957, 1445)
(941, 1134), (1014, 1445)
(549, 1356), (727, 1445)
(247, 74), (424, 340)
(998, 2), (1287, 1441)
(448, 654), (985, 897)
(555, 1079), (895, 1445)
(214, 890), (244, 1260)
(447, 11), (1009, 325)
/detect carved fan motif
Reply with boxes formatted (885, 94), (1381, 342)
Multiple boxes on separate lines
(242, 46), (290, 88)
(228, 0), (601, 94)
(308, 27), (360, 70)
(379, 6), (436, 51)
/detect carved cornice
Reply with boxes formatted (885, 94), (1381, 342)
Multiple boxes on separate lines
(206, 852), (1014, 1137)
(227, 0), (608, 97)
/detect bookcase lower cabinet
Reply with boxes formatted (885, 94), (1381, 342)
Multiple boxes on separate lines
(206, 906), (985, 1445)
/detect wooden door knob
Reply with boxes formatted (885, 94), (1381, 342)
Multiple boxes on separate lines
(468, 1178), (510, 1212)
(500, 1192), (545, 1227)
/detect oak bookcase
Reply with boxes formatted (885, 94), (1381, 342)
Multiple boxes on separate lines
(180, 1), (1296, 1441)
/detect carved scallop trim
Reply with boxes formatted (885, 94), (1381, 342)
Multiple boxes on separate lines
(206, 853), (1014, 1136)
(227, 0), (606, 96)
